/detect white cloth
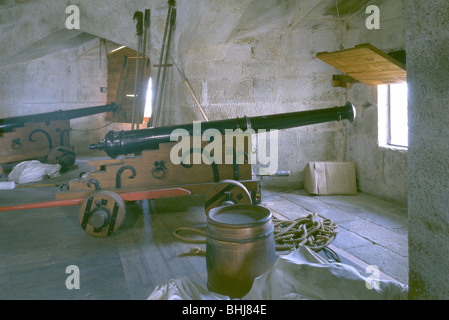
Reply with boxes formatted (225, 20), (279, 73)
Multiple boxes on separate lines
(148, 246), (408, 300)
(8, 160), (61, 184)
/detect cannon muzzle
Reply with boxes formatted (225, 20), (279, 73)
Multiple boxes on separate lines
(89, 102), (356, 158)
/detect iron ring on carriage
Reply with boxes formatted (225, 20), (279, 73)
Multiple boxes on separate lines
(152, 161), (166, 179)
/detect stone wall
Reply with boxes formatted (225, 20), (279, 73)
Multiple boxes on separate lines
(0, 0), (409, 204)
(0, 0), (166, 154)
(2, 0), (449, 298)
(172, 0), (409, 201)
(172, 0), (350, 189)
(406, 0), (449, 299)
(0, 38), (114, 154)
(343, 0), (408, 205)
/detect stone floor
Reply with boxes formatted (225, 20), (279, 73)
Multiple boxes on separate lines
(260, 187), (408, 284)
(0, 158), (408, 299)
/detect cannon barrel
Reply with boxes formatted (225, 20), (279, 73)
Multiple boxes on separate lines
(0, 103), (117, 131)
(89, 102), (356, 158)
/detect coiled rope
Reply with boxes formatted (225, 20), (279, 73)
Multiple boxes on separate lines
(173, 227), (206, 244)
(173, 213), (339, 255)
(272, 213), (339, 254)
(173, 227), (207, 256)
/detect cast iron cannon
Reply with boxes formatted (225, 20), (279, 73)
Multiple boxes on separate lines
(89, 102), (355, 158)
(0, 103), (117, 132)
(0, 102), (356, 238)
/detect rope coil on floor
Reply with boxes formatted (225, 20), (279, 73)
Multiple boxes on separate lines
(173, 228), (207, 255)
(272, 213), (339, 254)
(173, 213), (339, 256)
(173, 227), (206, 244)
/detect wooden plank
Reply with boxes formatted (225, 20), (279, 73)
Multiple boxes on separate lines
(316, 43), (406, 85)
(114, 225), (157, 299)
(317, 44), (405, 68)
(0, 200), (131, 299)
(330, 60), (405, 73)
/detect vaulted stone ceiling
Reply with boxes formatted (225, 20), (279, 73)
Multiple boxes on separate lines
(0, 0), (372, 68)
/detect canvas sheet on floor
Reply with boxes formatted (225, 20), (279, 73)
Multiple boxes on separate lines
(148, 246), (408, 300)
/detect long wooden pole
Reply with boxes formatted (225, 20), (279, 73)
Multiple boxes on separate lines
(183, 79), (209, 122)
(154, 6), (176, 127)
(132, 11), (144, 130)
(137, 9), (151, 129)
(149, 4), (172, 128)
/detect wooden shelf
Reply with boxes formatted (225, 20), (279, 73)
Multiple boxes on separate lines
(316, 43), (406, 85)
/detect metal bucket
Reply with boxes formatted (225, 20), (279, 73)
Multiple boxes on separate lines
(206, 204), (276, 298)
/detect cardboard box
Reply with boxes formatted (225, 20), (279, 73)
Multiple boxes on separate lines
(304, 162), (357, 195)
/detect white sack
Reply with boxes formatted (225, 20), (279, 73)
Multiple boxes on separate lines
(148, 246), (408, 300)
(8, 160), (61, 184)
(243, 246), (408, 300)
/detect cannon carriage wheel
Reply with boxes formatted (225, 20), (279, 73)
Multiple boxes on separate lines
(79, 190), (126, 238)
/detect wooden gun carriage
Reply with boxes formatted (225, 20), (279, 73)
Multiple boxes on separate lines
(0, 103), (117, 171)
(0, 102), (355, 237)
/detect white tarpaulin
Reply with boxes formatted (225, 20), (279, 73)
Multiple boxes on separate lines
(148, 246), (408, 300)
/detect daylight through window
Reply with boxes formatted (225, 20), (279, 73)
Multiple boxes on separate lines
(144, 77), (152, 120)
(378, 83), (408, 148)
(389, 83), (408, 147)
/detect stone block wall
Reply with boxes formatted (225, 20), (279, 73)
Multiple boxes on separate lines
(0, 0), (409, 205)
(405, 0), (449, 299)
